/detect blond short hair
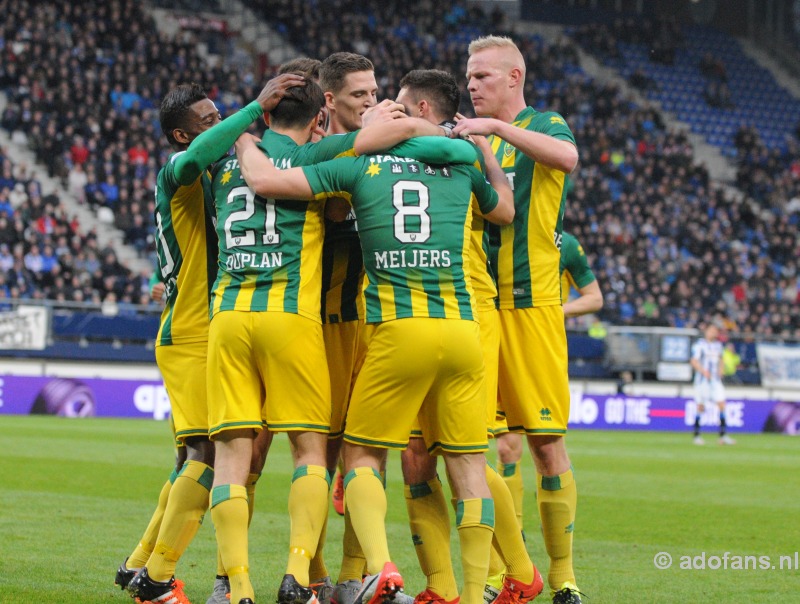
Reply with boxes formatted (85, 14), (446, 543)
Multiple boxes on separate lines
(468, 35), (519, 56)
(467, 35), (526, 81)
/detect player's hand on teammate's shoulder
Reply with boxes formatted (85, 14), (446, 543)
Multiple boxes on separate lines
(234, 132), (260, 154)
(361, 99), (408, 126)
(452, 117), (499, 138)
(257, 73), (307, 113)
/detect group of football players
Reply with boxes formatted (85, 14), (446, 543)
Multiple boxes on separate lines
(114, 35), (598, 604)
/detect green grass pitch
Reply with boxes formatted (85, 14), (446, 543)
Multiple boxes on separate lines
(0, 416), (797, 603)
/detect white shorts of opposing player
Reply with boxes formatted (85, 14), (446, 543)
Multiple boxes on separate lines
(694, 379), (726, 406)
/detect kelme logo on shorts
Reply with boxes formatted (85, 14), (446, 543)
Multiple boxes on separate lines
(540, 407), (552, 421)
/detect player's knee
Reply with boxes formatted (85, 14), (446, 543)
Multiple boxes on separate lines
(496, 433), (523, 463)
(289, 430), (328, 466)
(185, 436), (215, 466)
(527, 434), (570, 475)
(443, 452), (490, 499)
(401, 441), (438, 484)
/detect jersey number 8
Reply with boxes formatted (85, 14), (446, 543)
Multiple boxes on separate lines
(393, 180), (431, 244)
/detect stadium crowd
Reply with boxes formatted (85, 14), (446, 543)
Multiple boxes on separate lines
(0, 0), (797, 336)
(0, 0), (265, 307)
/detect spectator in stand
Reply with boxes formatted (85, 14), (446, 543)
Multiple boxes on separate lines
(0, 0), (797, 335)
(67, 162), (89, 202)
(699, 52), (728, 82)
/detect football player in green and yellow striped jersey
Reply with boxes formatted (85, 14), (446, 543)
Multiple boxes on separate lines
(491, 231), (602, 601)
(121, 74), (305, 604)
(454, 35), (583, 604)
(317, 58), (382, 563)
(392, 69), (544, 604)
(560, 231), (602, 317)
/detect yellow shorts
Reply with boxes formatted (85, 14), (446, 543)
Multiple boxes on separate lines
(409, 306), (499, 440)
(497, 305), (569, 435)
(207, 311), (331, 439)
(346, 318), (488, 455)
(323, 320), (371, 437)
(490, 412), (510, 436)
(157, 341), (208, 443)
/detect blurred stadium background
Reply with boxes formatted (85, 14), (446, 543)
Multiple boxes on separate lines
(0, 0), (798, 434)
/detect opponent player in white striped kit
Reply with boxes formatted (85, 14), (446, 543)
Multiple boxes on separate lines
(691, 324), (735, 446)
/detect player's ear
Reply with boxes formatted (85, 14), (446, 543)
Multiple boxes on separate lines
(508, 66), (524, 89)
(172, 127), (191, 145)
(417, 99), (428, 118)
(324, 91), (336, 110)
(263, 113), (271, 127)
(305, 114), (320, 140)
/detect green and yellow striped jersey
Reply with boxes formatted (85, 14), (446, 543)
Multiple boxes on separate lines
(154, 155), (217, 346)
(209, 129), (357, 321)
(321, 217), (364, 324)
(487, 107), (576, 309)
(303, 150), (499, 323)
(559, 231), (596, 304)
(468, 150), (498, 311)
(153, 100), (267, 346)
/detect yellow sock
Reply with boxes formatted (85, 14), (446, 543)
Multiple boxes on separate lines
(211, 484), (253, 602)
(339, 505), (367, 581)
(309, 488), (330, 581)
(216, 472), (260, 577)
(537, 468), (577, 590)
(147, 461), (213, 582)
(499, 460), (524, 532)
(486, 465), (532, 583)
(127, 468), (177, 568)
(286, 465), (330, 586)
(405, 477), (458, 600)
(344, 468), (389, 575)
(488, 542), (506, 579)
(215, 548), (226, 578)
(456, 498), (495, 604)
(246, 472), (260, 523)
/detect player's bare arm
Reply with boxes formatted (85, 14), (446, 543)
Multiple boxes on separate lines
(256, 73), (307, 113)
(235, 134), (314, 200)
(563, 280), (603, 317)
(453, 117), (578, 174)
(472, 134), (514, 225)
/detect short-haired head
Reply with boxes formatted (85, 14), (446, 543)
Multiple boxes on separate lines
(159, 83), (209, 148)
(270, 80), (326, 129)
(279, 57), (322, 83)
(398, 69), (460, 121)
(320, 52), (374, 94)
(468, 35), (526, 78)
